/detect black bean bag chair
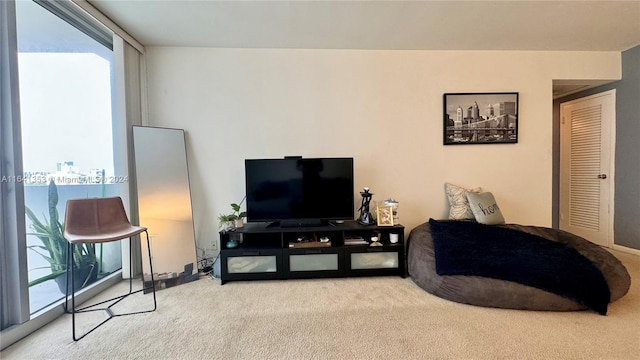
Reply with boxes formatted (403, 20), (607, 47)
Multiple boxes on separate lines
(407, 221), (631, 312)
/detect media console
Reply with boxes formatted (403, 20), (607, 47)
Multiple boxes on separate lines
(218, 221), (405, 285)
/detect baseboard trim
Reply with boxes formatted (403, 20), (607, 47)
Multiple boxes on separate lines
(612, 244), (640, 256)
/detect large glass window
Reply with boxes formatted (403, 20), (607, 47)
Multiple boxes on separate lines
(16, 0), (122, 314)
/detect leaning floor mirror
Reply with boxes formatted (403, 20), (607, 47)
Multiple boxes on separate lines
(133, 125), (199, 291)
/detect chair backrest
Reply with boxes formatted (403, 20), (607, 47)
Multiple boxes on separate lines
(64, 197), (132, 236)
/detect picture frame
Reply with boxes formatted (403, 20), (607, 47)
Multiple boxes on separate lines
(376, 205), (394, 226)
(443, 92), (519, 145)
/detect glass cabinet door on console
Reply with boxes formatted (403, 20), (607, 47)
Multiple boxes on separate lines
(283, 248), (344, 279)
(343, 245), (404, 277)
(219, 249), (283, 285)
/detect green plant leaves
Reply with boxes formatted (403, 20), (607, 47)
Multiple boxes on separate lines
(25, 180), (98, 276)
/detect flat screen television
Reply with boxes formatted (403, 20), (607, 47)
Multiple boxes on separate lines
(245, 157), (354, 227)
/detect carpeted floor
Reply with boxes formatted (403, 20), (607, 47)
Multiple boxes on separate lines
(2, 249), (639, 360)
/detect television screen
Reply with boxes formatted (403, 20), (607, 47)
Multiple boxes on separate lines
(245, 157), (354, 226)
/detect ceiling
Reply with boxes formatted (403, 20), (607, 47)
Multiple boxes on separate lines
(88, 0), (640, 51)
(86, 1), (640, 98)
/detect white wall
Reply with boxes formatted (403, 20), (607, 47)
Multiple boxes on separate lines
(143, 48), (620, 256)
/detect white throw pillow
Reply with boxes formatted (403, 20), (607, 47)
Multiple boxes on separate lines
(466, 191), (506, 225)
(445, 183), (482, 220)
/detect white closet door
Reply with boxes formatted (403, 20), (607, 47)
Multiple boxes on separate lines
(560, 90), (615, 247)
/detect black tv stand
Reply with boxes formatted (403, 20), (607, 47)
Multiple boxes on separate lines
(218, 220), (405, 285)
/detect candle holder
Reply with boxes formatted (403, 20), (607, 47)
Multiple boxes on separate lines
(357, 187), (376, 225)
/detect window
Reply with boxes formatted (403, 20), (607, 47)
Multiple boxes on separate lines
(2, 0), (135, 345)
(17, 0), (122, 313)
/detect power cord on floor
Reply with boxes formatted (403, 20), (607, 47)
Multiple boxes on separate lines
(196, 246), (220, 280)
(196, 248), (214, 274)
(209, 253), (220, 279)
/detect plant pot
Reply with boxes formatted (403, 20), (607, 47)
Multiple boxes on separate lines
(221, 221), (236, 232)
(54, 262), (99, 294)
(234, 218), (244, 228)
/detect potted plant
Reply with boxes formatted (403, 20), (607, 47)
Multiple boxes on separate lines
(26, 180), (99, 292)
(217, 213), (238, 232)
(230, 202), (247, 228)
(217, 197), (247, 231)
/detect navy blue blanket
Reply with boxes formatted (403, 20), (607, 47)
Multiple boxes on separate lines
(429, 219), (611, 315)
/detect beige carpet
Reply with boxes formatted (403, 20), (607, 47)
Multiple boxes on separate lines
(2, 250), (639, 360)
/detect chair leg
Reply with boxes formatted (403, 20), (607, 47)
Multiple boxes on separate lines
(70, 243), (79, 341)
(64, 242), (72, 314)
(129, 235), (134, 294)
(69, 234), (158, 341)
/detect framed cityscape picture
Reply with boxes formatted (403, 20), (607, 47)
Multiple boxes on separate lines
(443, 92), (519, 145)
